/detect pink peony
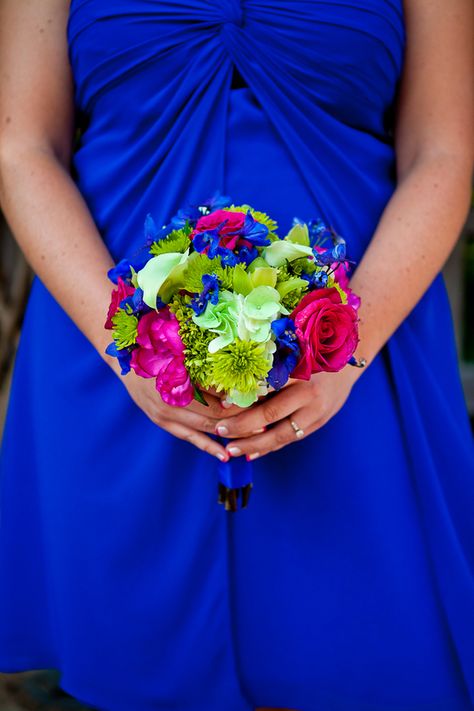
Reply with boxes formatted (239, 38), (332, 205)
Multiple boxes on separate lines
(190, 209), (253, 252)
(104, 277), (135, 329)
(130, 308), (194, 407)
(290, 287), (359, 379)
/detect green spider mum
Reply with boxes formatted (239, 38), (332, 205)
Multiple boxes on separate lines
(149, 228), (191, 256)
(111, 308), (138, 349)
(182, 253), (234, 292)
(209, 340), (271, 394)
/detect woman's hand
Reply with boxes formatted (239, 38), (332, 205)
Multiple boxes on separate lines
(213, 366), (364, 460)
(120, 370), (263, 461)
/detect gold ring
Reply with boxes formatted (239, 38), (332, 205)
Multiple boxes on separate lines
(290, 419), (305, 439)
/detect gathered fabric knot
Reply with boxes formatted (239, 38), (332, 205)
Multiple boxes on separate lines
(220, 1), (244, 27)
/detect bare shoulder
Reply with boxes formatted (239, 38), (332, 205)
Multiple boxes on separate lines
(0, 0), (74, 165)
(394, 0), (474, 177)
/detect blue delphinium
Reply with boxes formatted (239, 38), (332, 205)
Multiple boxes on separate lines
(267, 317), (301, 390)
(192, 224), (226, 258)
(119, 287), (152, 316)
(189, 274), (220, 316)
(234, 209), (271, 248)
(107, 243), (157, 285)
(105, 342), (132, 375)
(169, 190), (234, 229)
(301, 269), (329, 289)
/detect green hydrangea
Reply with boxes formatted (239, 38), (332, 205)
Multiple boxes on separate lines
(111, 308), (138, 349)
(182, 253), (233, 292)
(150, 228), (191, 256)
(208, 340), (271, 395)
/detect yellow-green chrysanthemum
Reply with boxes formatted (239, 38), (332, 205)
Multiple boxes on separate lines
(182, 253), (233, 292)
(112, 308), (138, 349)
(149, 229), (191, 256)
(209, 339), (271, 394)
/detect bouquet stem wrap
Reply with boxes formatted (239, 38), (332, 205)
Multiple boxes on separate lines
(215, 436), (253, 511)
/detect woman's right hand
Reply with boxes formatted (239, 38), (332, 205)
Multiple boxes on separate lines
(120, 369), (249, 461)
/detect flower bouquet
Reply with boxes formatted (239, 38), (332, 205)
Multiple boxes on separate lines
(104, 191), (363, 510)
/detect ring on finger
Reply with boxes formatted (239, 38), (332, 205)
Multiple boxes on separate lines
(289, 418), (305, 439)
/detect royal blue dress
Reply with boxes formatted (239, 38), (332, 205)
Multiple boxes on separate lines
(1, 1), (474, 709)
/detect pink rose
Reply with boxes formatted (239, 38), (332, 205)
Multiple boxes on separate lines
(130, 308), (194, 407)
(290, 287), (359, 379)
(104, 277), (135, 329)
(190, 209), (254, 252)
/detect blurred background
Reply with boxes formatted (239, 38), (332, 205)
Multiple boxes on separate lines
(0, 200), (473, 710)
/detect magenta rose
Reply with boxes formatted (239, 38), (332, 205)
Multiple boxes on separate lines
(104, 277), (135, 329)
(189, 209), (254, 252)
(130, 308), (194, 407)
(290, 287), (359, 379)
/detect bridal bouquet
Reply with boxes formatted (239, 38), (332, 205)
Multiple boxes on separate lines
(104, 191), (363, 509)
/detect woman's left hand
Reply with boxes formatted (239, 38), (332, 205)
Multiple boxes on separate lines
(214, 366), (364, 460)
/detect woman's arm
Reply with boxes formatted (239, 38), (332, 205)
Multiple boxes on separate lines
(349, 0), (474, 366)
(0, 0), (237, 461)
(213, 0), (474, 458)
(0, 0), (117, 362)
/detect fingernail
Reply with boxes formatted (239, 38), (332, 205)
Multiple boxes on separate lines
(227, 446), (242, 457)
(216, 425), (229, 436)
(220, 400), (233, 409)
(216, 452), (229, 462)
(253, 427), (266, 434)
(246, 452), (260, 461)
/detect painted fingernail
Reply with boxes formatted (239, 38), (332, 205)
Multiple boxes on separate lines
(216, 452), (229, 462)
(216, 425), (229, 436)
(227, 446), (242, 457)
(246, 452), (260, 461)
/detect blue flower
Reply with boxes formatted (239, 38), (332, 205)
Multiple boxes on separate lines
(218, 243), (258, 267)
(301, 269), (329, 289)
(307, 217), (329, 248)
(169, 190), (234, 229)
(119, 287), (152, 316)
(192, 225), (225, 257)
(239, 209), (271, 247)
(268, 350), (299, 390)
(107, 246), (154, 285)
(222, 209), (270, 248)
(189, 274), (220, 316)
(105, 342), (132, 375)
(267, 317), (301, 390)
(234, 244), (259, 265)
(271, 317), (300, 353)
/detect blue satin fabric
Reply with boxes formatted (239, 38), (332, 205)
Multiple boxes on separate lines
(1, 2), (474, 710)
